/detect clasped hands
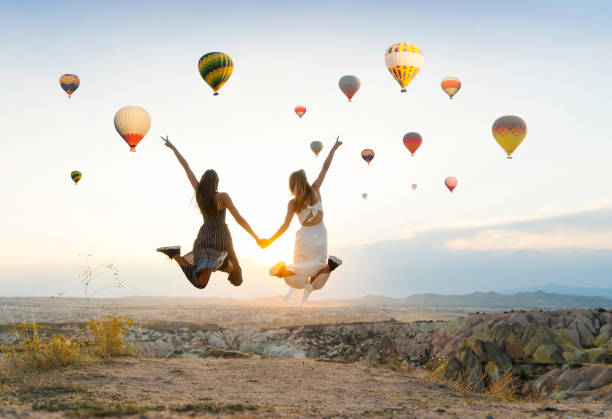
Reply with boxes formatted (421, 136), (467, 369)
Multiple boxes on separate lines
(255, 237), (273, 249)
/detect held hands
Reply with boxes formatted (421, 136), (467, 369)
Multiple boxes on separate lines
(256, 237), (272, 249)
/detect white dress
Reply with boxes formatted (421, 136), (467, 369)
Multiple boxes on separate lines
(283, 200), (330, 306)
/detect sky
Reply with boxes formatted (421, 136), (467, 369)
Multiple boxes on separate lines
(1, 1), (611, 298)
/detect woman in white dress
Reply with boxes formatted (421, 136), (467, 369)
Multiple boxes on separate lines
(261, 137), (343, 305)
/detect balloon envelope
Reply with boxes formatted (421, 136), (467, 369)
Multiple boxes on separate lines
(445, 176), (458, 192)
(385, 43), (424, 92)
(338, 75), (361, 101)
(310, 141), (323, 156)
(198, 52), (233, 95)
(295, 106), (306, 118)
(60, 74), (80, 97)
(114, 106), (151, 152)
(70, 171), (82, 185)
(492, 115), (527, 159)
(441, 76), (461, 99)
(411, 184), (417, 191)
(403, 132), (422, 155)
(362, 193), (367, 199)
(361, 149), (375, 165)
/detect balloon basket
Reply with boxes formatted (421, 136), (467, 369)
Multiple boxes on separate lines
(130, 148), (136, 152)
(401, 89), (406, 93)
(214, 92), (219, 96)
(507, 156), (512, 160)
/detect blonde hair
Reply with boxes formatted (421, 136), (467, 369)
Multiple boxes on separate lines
(289, 170), (314, 213)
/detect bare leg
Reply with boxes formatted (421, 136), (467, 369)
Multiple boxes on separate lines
(172, 255), (191, 267)
(196, 269), (212, 288)
(310, 266), (331, 284)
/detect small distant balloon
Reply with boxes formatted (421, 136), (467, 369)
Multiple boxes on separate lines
(362, 193), (368, 199)
(445, 176), (458, 192)
(411, 184), (417, 191)
(403, 132), (422, 156)
(198, 52), (233, 95)
(295, 106), (306, 118)
(59, 74), (80, 98)
(70, 171), (82, 185)
(114, 106), (151, 152)
(492, 115), (527, 159)
(339, 75), (361, 102)
(361, 149), (375, 165)
(385, 43), (424, 92)
(310, 141), (323, 156)
(441, 76), (461, 99)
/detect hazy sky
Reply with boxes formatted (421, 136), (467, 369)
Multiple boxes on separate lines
(1, 1), (611, 298)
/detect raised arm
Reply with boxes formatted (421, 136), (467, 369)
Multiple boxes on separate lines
(220, 193), (259, 241)
(162, 136), (199, 190)
(312, 136), (343, 190)
(263, 199), (296, 248)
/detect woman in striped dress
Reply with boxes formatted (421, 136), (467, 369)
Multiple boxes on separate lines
(156, 136), (261, 289)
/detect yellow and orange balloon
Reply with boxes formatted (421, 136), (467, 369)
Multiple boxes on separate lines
(492, 115), (527, 159)
(114, 106), (151, 152)
(385, 43), (424, 92)
(441, 76), (461, 99)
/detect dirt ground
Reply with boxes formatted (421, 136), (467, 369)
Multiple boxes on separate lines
(2, 357), (609, 418)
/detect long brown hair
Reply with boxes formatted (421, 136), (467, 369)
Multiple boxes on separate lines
(195, 169), (219, 216)
(289, 169), (315, 213)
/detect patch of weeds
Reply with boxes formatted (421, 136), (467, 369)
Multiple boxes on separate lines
(518, 368), (530, 380)
(32, 400), (149, 417)
(173, 402), (262, 413)
(10, 384), (88, 401)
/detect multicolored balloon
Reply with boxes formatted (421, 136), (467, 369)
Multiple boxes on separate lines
(492, 115), (527, 159)
(114, 106), (151, 152)
(70, 171), (82, 185)
(385, 43), (424, 92)
(295, 106), (306, 118)
(362, 193), (368, 199)
(403, 132), (422, 156)
(361, 149), (375, 165)
(411, 184), (417, 191)
(338, 75), (361, 102)
(198, 52), (233, 95)
(441, 76), (461, 99)
(310, 141), (323, 156)
(59, 74), (80, 98)
(445, 176), (458, 192)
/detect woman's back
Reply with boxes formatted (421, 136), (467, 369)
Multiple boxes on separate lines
(296, 188), (323, 226)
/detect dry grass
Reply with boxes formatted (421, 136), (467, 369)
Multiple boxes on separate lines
(427, 361), (519, 401)
(0, 315), (134, 384)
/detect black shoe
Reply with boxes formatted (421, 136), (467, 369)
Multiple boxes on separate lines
(156, 246), (181, 259)
(328, 255), (342, 272)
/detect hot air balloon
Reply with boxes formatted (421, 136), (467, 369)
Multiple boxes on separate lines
(411, 184), (417, 191)
(403, 132), (422, 156)
(60, 74), (80, 98)
(362, 193), (368, 199)
(385, 43), (424, 92)
(70, 171), (82, 185)
(295, 106), (306, 118)
(492, 115), (527, 159)
(361, 149), (375, 165)
(310, 141), (323, 156)
(441, 76), (461, 99)
(445, 176), (458, 192)
(198, 52), (233, 95)
(339, 75), (361, 102)
(114, 106), (151, 152)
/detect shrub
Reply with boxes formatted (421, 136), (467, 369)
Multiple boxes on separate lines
(88, 315), (134, 358)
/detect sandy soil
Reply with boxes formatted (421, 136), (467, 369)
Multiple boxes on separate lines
(3, 357), (609, 418)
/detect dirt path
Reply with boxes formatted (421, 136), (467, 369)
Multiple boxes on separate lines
(3, 358), (609, 418)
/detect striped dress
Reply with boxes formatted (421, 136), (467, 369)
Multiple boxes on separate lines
(180, 207), (242, 288)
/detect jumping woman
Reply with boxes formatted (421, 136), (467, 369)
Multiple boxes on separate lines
(261, 137), (343, 305)
(157, 136), (261, 289)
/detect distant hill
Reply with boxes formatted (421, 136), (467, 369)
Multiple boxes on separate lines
(500, 282), (612, 299)
(334, 291), (612, 309)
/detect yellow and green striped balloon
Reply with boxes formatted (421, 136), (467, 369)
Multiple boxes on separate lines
(198, 52), (233, 95)
(70, 171), (82, 185)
